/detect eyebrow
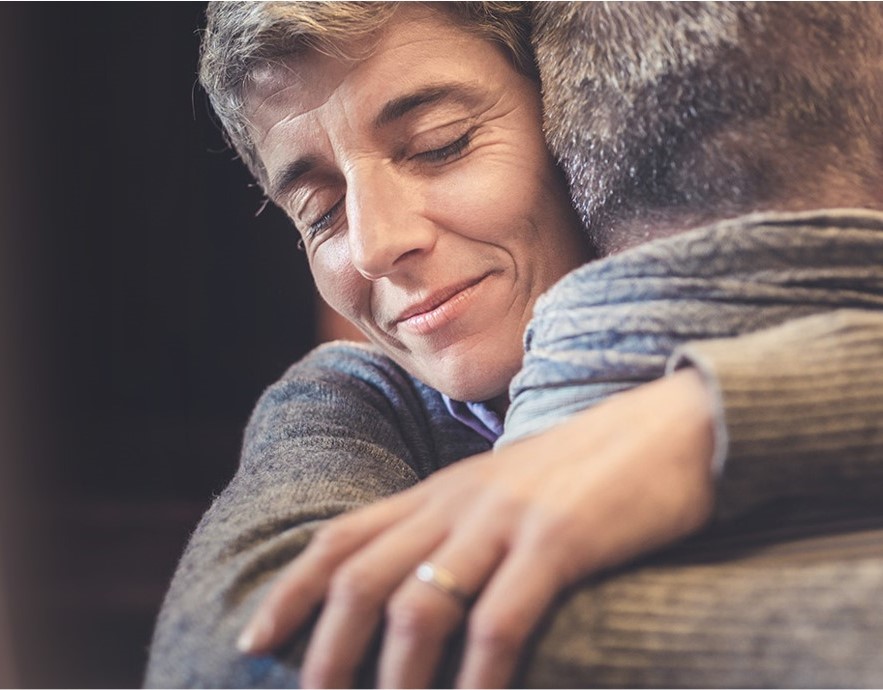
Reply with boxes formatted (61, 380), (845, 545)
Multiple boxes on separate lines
(372, 83), (482, 129)
(269, 83), (482, 199)
(268, 155), (319, 201)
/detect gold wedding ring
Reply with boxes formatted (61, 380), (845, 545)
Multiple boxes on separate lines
(414, 561), (471, 605)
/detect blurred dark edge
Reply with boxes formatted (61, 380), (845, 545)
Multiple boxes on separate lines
(1, 6), (26, 686)
(0, 3), (317, 687)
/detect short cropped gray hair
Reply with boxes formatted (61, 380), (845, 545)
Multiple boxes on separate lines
(199, 2), (534, 188)
(532, 2), (883, 251)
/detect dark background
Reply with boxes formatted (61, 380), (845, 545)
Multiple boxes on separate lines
(0, 3), (319, 686)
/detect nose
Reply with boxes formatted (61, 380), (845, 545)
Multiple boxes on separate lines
(345, 163), (437, 280)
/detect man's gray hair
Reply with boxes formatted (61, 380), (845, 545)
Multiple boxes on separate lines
(533, 2), (883, 252)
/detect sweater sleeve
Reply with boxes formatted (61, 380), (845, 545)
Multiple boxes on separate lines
(670, 309), (883, 519)
(144, 343), (482, 688)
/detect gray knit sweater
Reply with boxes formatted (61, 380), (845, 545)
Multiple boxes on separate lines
(146, 212), (883, 688)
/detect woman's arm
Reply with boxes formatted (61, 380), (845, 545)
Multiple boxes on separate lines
(238, 367), (718, 688)
(674, 308), (883, 518)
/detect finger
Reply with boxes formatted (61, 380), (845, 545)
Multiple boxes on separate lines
(456, 544), (563, 689)
(238, 489), (425, 654)
(378, 530), (507, 688)
(300, 510), (451, 688)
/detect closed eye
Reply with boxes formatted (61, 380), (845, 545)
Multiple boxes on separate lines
(305, 196), (345, 238)
(412, 131), (471, 164)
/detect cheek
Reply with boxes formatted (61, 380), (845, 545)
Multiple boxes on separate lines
(310, 241), (367, 320)
(423, 146), (556, 243)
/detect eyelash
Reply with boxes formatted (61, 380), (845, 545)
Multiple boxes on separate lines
(299, 132), (472, 244)
(305, 197), (345, 239)
(413, 131), (471, 164)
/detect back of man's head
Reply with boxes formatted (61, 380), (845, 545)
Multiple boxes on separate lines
(534, 2), (883, 254)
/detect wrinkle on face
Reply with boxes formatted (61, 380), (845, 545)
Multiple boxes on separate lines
(240, 5), (590, 402)
(245, 63), (344, 149)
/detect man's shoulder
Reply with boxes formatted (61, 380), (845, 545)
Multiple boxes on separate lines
(276, 340), (438, 408)
(252, 341), (491, 472)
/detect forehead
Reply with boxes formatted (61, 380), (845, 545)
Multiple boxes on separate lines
(242, 6), (510, 147)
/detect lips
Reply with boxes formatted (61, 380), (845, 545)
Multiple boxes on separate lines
(392, 274), (490, 334)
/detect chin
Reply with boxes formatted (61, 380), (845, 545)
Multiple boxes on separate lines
(424, 357), (518, 405)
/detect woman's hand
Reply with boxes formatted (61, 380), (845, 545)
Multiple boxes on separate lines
(236, 369), (717, 688)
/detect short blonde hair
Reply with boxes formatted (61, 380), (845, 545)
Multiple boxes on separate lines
(199, 2), (535, 187)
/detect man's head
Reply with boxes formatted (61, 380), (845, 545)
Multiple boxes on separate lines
(533, 2), (883, 254)
(199, 2), (590, 406)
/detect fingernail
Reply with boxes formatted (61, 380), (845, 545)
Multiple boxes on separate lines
(237, 615), (274, 653)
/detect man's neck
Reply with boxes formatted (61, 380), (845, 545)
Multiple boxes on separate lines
(596, 195), (883, 258)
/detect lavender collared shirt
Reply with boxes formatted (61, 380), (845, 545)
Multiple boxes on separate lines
(442, 396), (504, 444)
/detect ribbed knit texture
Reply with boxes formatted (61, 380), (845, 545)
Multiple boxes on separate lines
(679, 308), (883, 518)
(519, 508), (883, 688)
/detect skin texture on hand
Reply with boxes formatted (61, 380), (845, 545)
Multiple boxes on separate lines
(237, 368), (716, 688)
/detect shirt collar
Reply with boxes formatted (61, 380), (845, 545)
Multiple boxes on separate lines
(442, 396), (504, 443)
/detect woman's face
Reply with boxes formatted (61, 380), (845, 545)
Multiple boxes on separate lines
(245, 5), (590, 407)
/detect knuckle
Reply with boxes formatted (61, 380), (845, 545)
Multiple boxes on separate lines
(309, 520), (357, 562)
(386, 592), (441, 640)
(468, 610), (526, 653)
(526, 509), (567, 542)
(327, 562), (379, 608)
(479, 483), (525, 518)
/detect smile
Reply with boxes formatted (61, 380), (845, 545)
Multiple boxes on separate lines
(394, 274), (491, 336)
